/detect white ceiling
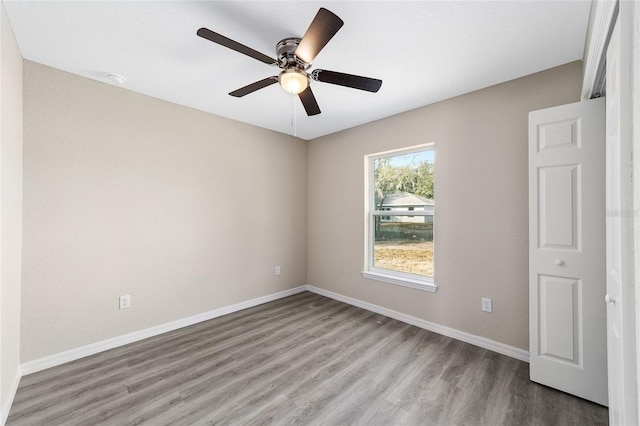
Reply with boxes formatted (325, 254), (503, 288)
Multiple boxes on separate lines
(3, 1), (592, 140)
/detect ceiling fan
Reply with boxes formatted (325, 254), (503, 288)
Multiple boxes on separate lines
(196, 7), (382, 116)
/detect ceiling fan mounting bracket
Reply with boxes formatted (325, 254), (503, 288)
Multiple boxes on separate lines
(276, 38), (310, 70)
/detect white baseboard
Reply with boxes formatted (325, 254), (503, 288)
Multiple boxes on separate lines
(1, 366), (21, 426)
(20, 283), (528, 379)
(305, 285), (530, 363)
(21, 286), (307, 376)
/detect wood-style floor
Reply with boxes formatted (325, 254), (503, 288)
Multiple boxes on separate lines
(7, 291), (608, 425)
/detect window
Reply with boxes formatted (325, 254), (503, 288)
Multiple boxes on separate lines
(362, 144), (436, 292)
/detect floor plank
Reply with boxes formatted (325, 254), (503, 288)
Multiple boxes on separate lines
(7, 291), (608, 425)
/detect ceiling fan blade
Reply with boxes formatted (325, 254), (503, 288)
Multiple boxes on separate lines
(312, 69), (382, 93)
(197, 28), (277, 65)
(295, 8), (344, 64)
(229, 77), (278, 97)
(298, 86), (321, 116)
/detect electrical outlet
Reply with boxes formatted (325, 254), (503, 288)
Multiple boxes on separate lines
(481, 298), (492, 313)
(275, 266), (281, 275)
(119, 295), (131, 310)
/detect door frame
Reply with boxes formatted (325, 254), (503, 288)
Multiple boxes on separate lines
(582, 1), (639, 424)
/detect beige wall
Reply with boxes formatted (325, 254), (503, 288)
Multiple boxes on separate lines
(14, 58), (584, 365)
(307, 61), (583, 351)
(21, 61), (307, 362)
(0, 2), (23, 422)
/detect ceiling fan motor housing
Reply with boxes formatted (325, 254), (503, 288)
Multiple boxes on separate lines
(276, 38), (310, 70)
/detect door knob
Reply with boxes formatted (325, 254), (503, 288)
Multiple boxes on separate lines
(555, 259), (565, 266)
(605, 294), (616, 304)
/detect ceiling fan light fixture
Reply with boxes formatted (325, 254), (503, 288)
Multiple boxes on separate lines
(278, 68), (309, 94)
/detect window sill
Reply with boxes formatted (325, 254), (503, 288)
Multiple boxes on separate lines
(361, 271), (438, 293)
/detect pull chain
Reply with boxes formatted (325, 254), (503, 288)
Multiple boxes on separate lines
(290, 95), (297, 137)
(291, 96), (298, 137)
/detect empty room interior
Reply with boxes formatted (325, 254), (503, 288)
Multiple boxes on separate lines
(1, 1), (639, 425)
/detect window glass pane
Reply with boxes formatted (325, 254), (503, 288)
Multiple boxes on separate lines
(373, 150), (434, 212)
(374, 215), (433, 277)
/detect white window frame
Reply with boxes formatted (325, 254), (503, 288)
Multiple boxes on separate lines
(362, 143), (437, 292)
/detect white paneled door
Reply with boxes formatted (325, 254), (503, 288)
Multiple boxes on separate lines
(529, 98), (607, 406)
(605, 15), (636, 425)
